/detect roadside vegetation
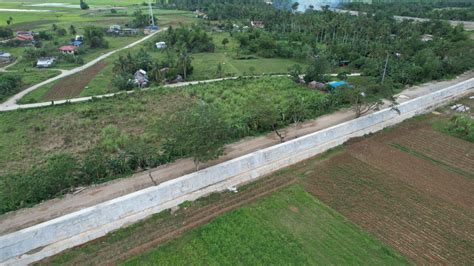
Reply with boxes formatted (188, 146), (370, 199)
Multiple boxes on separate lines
(0, 77), (356, 214)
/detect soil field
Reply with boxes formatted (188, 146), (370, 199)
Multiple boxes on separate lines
(303, 120), (474, 264)
(41, 61), (108, 101)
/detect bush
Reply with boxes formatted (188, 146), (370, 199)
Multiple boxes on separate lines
(112, 74), (135, 90)
(0, 154), (78, 213)
(448, 115), (474, 142)
(0, 74), (22, 101)
(84, 26), (108, 49)
(0, 26), (13, 38)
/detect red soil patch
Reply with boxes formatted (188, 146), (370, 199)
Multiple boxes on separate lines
(42, 61), (108, 101)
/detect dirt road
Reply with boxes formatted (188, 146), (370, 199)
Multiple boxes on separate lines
(0, 71), (473, 235)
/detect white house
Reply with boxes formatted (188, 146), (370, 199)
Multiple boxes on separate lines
(133, 69), (149, 88)
(155, 41), (167, 49)
(36, 57), (55, 68)
(0, 52), (13, 62)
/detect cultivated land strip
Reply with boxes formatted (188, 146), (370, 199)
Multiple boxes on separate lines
(0, 72), (472, 235)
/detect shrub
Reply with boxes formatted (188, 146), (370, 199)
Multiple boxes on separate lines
(448, 115), (474, 142)
(0, 74), (22, 101)
(0, 26), (13, 38)
(0, 154), (78, 213)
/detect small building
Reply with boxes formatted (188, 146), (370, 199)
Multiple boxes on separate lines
(144, 25), (159, 35)
(107, 25), (121, 35)
(36, 57), (55, 68)
(420, 34), (433, 42)
(251, 21), (265, 29)
(0, 51), (14, 62)
(14, 34), (34, 42)
(110, 25), (121, 31)
(16, 31), (33, 37)
(328, 81), (353, 89)
(133, 69), (149, 87)
(58, 45), (78, 55)
(308, 81), (325, 89)
(121, 28), (139, 35)
(70, 40), (83, 47)
(155, 41), (166, 49)
(338, 60), (350, 67)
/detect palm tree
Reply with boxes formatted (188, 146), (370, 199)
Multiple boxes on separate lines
(178, 48), (192, 80)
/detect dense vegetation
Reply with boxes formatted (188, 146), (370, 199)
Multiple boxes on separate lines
(159, 0), (473, 89)
(0, 77), (351, 214)
(445, 114), (474, 142)
(0, 74), (21, 102)
(112, 25), (216, 88)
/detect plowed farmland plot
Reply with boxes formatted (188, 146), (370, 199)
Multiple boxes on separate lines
(303, 120), (474, 264)
(42, 61), (108, 101)
(389, 127), (474, 176)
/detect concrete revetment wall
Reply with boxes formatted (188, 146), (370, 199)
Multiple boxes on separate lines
(1, 78), (473, 265)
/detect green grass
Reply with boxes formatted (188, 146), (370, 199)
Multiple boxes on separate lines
(123, 185), (409, 265)
(0, 77), (324, 175)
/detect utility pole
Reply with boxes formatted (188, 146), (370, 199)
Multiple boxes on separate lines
(381, 51), (389, 84)
(148, 0), (155, 27)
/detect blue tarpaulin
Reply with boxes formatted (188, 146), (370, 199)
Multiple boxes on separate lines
(329, 81), (353, 89)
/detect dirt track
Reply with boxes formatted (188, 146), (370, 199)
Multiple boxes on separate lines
(0, 71), (473, 236)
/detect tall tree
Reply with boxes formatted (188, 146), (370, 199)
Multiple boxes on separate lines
(157, 103), (231, 169)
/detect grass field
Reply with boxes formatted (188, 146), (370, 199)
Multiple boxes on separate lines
(42, 182), (408, 265)
(0, 77), (324, 177)
(124, 186), (407, 265)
